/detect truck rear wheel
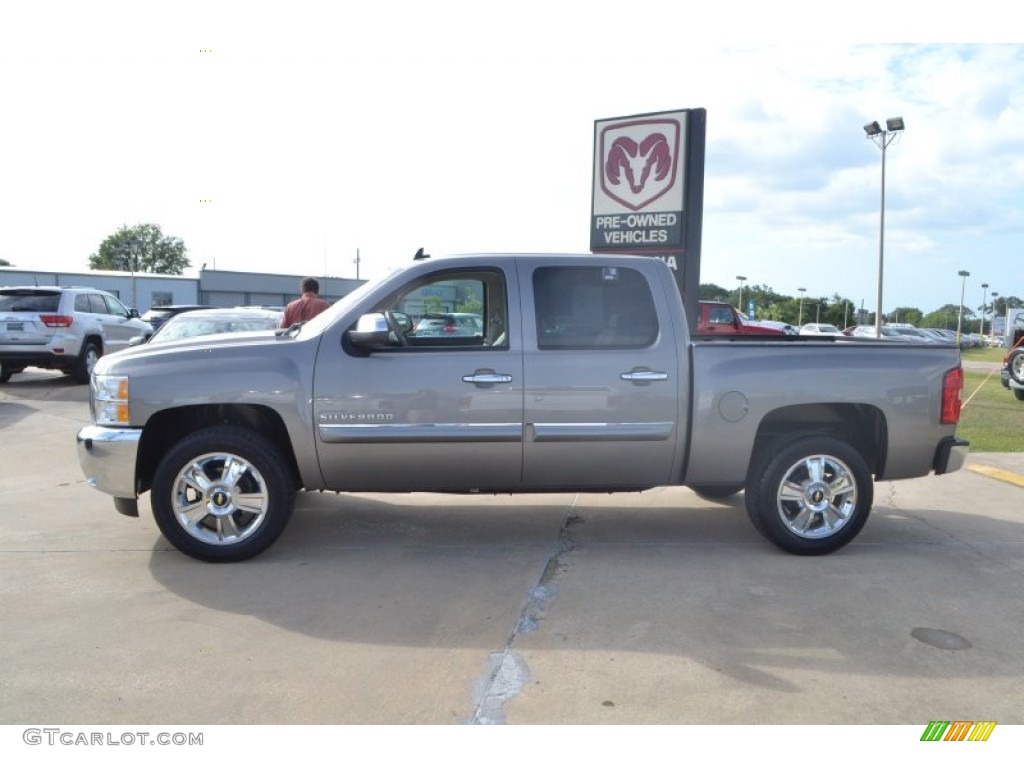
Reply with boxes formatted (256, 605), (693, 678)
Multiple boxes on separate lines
(150, 426), (295, 562)
(745, 436), (872, 555)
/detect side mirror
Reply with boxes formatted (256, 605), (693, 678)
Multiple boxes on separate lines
(347, 313), (393, 348)
(128, 308), (141, 318)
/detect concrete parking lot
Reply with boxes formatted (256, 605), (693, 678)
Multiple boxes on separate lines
(1, 369), (1023, 728)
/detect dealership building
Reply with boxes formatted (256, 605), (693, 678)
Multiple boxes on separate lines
(0, 266), (366, 312)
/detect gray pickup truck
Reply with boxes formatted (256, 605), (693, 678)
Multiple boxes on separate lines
(76, 254), (968, 562)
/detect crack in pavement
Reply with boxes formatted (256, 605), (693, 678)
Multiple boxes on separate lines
(468, 497), (584, 724)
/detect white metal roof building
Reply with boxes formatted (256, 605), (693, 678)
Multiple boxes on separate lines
(0, 267), (365, 313)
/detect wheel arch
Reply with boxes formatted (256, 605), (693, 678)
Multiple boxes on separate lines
(137, 404), (301, 495)
(751, 403), (886, 477)
(82, 333), (104, 355)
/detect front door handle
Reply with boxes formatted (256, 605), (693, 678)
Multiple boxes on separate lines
(463, 372), (513, 384)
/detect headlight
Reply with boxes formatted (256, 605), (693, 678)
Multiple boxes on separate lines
(93, 374), (131, 425)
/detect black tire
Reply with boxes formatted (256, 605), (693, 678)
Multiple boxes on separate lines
(72, 341), (101, 384)
(745, 435), (873, 556)
(1014, 388), (1024, 402)
(150, 426), (296, 562)
(0, 361), (12, 383)
(689, 484), (744, 500)
(1009, 349), (1024, 385)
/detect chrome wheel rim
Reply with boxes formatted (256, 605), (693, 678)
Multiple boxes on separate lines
(171, 452), (269, 546)
(775, 454), (858, 539)
(85, 347), (99, 376)
(1012, 354), (1024, 381)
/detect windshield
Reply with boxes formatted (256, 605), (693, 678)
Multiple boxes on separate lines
(153, 316), (280, 343)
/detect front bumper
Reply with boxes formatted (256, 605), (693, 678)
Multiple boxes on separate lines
(76, 425), (142, 501)
(933, 436), (970, 475)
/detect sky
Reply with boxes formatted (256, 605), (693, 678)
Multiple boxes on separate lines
(1, 1), (1021, 318)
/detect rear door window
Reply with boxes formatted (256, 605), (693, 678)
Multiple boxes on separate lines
(532, 266), (658, 349)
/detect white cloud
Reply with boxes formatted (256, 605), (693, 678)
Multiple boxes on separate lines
(1, 4), (1022, 312)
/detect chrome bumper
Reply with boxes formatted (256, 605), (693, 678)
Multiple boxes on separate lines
(76, 425), (142, 501)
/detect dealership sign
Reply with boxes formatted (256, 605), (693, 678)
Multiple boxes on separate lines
(591, 110), (689, 252)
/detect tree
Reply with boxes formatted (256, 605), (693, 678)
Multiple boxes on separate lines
(89, 223), (190, 275)
(921, 304), (961, 330)
(889, 306), (924, 326)
(0, 258), (12, 267)
(699, 283), (730, 302)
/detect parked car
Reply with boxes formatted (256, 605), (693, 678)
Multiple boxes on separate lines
(753, 319), (798, 335)
(0, 285), (152, 383)
(1000, 345), (1024, 401)
(845, 325), (913, 342)
(411, 312), (484, 337)
(140, 304), (213, 334)
(695, 301), (786, 336)
(886, 326), (946, 344)
(132, 307), (283, 345)
(921, 328), (974, 349)
(799, 323), (843, 337)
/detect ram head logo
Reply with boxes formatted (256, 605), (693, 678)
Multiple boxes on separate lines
(599, 119), (680, 211)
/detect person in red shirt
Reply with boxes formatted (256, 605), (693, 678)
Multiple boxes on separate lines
(281, 277), (331, 327)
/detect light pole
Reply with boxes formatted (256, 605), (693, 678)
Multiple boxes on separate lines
(120, 238), (143, 309)
(981, 282), (989, 342)
(956, 270), (970, 347)
(864, 116), (905, 337)
(798, 287), (806, 327)
(736, 275), (747, 314)
(991, 291), (1000, 345)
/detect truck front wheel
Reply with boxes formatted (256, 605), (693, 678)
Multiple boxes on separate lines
(150, 426), (296, 562)
(745, 436), (872, 555)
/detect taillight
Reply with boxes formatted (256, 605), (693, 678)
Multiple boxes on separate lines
(941, 367), (963, 424)
(39, 315), (73, 328)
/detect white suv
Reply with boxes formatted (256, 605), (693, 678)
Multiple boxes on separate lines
(0, 286), (152, 383)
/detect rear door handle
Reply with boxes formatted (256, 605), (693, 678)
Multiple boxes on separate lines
(620, 371), (668, 382)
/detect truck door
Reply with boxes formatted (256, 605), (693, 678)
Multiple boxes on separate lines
(699, 303), (740, 335)
(312, 265), (524, 492)
(518, 260), (682, 489)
